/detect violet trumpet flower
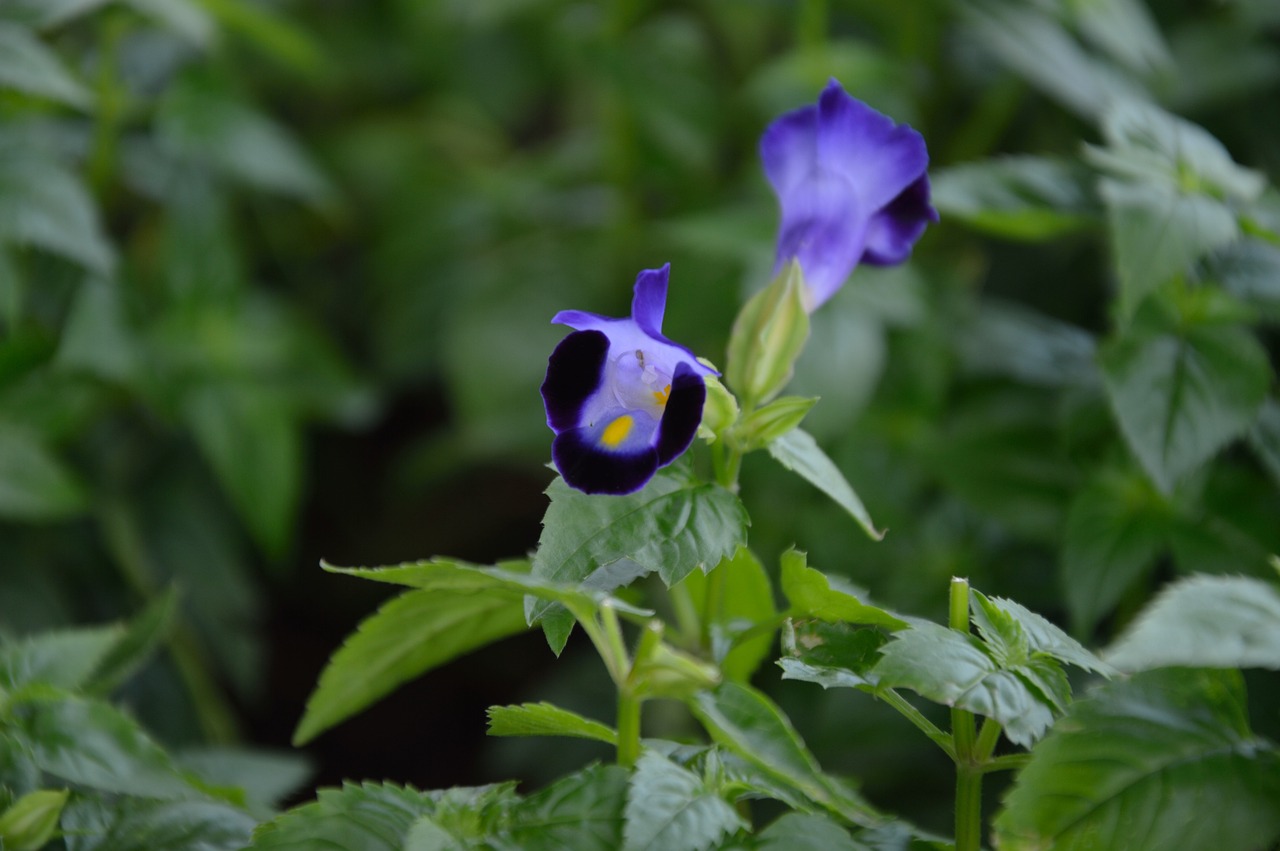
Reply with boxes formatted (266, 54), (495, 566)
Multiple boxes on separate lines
(762, 79), (937, 309)
(541, 264), (716, 495)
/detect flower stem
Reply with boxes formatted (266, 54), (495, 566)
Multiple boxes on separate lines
(616, 687), (642, 769)
(712, 441), (743, 492)
(949, 577), (982, 851)
(880, 688), (955, 760)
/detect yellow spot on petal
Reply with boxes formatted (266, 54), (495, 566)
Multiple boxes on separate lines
(601, 414), (634, 448)
(652, 384), (672, 406)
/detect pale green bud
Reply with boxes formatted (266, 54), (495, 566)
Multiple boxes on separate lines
(725, 261), (810, 410)
(0, 789), (68, 851)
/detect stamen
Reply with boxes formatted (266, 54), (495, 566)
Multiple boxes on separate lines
(601, 414), (634, 448)
(652, 384), (672, 406)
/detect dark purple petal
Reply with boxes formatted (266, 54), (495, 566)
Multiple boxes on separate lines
(541, 330), (608, 432)
(816, 80), (929, 215)
(761, 105), (818, 199)
(552, 430), (659, 495)
(654, 362), (706, 467)
(861, 174), (939, 266)
(631, 264), (669, 337)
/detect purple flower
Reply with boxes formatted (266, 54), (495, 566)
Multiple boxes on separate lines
(762, 79), (938, 309)
(541, 264), (717, 495)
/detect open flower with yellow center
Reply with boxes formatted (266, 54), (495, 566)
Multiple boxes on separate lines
(541, 264), (716, 494)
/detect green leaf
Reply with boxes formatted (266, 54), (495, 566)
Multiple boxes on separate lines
(1100, 179), (1240, 316)
(1105, 575), (1280, 671)
(778, 621), (887, 691)
(0, 153), (114, 273)
(622, 751), (745, 851)
(61, 796), (256, 851)
(962, 2), (1144, 120)
(1249, 398), (1280, 489)
(55, 278), (139, 384)
(1060, 469), (1171, 636)
(156, 75), (330, 202)
(195, 0), (323, 75)
(400, 783), (519, 850)
(1070, 0), (1171, 76)
(1208, 240), (1280, 320)
(175, 748), (312, 815)
(122, 0), (214, 46)
(954, 300), (1097, 388)
(506, 764), (628, 851)
(1090, 99), (1266, 202)
(725, 260), (810, 409)
(971, 592), (1112, 675)
(0, 23), (92, 108)
(0, 425), (86, 520)
(293, 585), (528, 745)
(737, 395), (818, 451)
(767, 429), (882, 540)
(679, 548), (777, 683)
(871, 623), (1061, 747)
(529, 469), (748, 654)
(755, 812), (866, 851)
(85, 591), (176, 696)
(994, 669), (1280, 851)
(0, 625), (123, 692)
(184, 382), (301, 558)
(486, 702), (617, 745)
(780, 550), (906, 629)
(1101, 307), (1269, 493)
(247, 782), (441, 851)
(931, 156), (1096, 241)
(0, 789), (67, 851)
(689, 682), (882, 827)
(13, 694), (197, 799)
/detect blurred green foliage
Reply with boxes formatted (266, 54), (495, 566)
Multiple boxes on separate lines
(1, 0), (1279, 843)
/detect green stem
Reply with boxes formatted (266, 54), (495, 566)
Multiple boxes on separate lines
(880, 689), (955, 760)
(700, 560), (727, 649)
(712, 441), (743, 492)
(974, 716), (1002, 762)
(949, 577), (982, 851)
(983, 753), (1031, 775)
(616, 687), (642, 769)
(668, 580), (702, 648)
(89, 12), (127, 197)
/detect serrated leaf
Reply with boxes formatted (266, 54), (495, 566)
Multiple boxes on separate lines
(931, 156), (1096, 241)
(61, 796), (256, 851)
(1101, 310), (1269, 493)
(0, 23), (92, 108)
(871, 624), (1060, 747)
(778, 621), (887, 691)
(755, 812), (867, 851)
(972, 592), (1112, 675)
(780, 550), (906, 629)
(622, 751), (744, 851)
(1105, 574), (1280, 671)
(247, 782), (442, 851)
(14, 695), (197, 799)
(1100, 179), (1240, 315)
(994, 669), (1280, 851)
(954, 300), (1097, 388)
(767, 429), (881, 540)
(0, 625), (123, 692)
(486, 702), (616, 745)
(0, 153), (114, 273)
(528, 470), (748, 654)
(679, 548), (777, 682)
(293, 586), (527, 745)
(1060, 469), (1171, 636)
(175, 748), (311, 815)
(688, 682), (882, 827)
(506, 764), (627, 851)
(0, 425), (87, 520)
